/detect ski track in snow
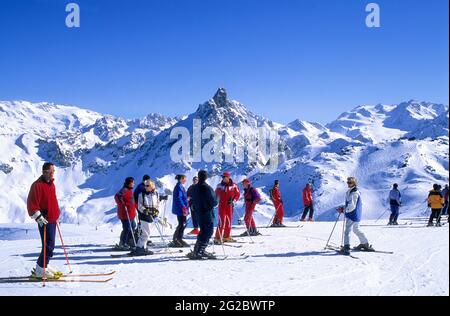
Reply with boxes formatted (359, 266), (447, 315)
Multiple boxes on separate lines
(0, 219), (447, 296)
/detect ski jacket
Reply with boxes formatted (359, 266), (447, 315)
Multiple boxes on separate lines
(244, 186), (261, 210)
(138, 190), (159, 223)
(27, 176), (61, 224)
(428, 190), (444, 209)
(115, 187), (137, 221)
(187, 184), (196, 208)
(133, 182), (146, 206)
(389, 189), (402, 206)
(442, 188), (449, 202)
(344, 187), (363, 222)
(191, 182), (218, 214)
(271, 186), (282, 204)
(302, 186), (313, 206)
(172, 182), (189, 216)
(215, 180), (240, 211)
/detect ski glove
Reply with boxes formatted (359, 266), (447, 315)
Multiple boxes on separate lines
(337, 207), (344, 214)
(31, 211), (48, 227)
(228, 198), (235, 206)
(182, 206), (188, 216)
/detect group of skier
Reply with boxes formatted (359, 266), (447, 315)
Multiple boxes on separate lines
(26, 161), (450, 277)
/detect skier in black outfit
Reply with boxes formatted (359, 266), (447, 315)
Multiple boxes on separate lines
(187, 170), (218, 260)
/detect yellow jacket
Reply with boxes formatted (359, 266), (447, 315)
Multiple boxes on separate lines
(428, 190), (444, 209)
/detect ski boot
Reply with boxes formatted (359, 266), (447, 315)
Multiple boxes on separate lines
(308, 218), (315, 222)
(213, 238), (224, 245)
(340, 245), (351, 256)
(300, 218), (306, 222)
(168, 240), (183, 248)
(249, 228), (262, 236)
(114, 242), (130, 251)
(393, 221), (399, 226)
(427, 222), (434, 227)
(223, 237), (237, 243)
(147, 240), (154, 247)
(239, 231), (251, 237)
(188, 228), (200, 235)
(133, 247), (154, 256)
(32, 264), (61, 280)
(353, 243), (375, 252)
(436, 222), (442, 227)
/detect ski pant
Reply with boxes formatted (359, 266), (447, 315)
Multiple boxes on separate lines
(429, 209), (441, 224)
(137, 219), (151, 248)
(120, 219), (137, 247)
(197, 211), (214, 246)
(301, 205), (314, 220)
(37, 223), (56, 268)
(173, 216), (187, 241)
(344, 218), (369, 246)
(274, 202), (284, 224)
(190, 205), (199, 229)
(389, 205), (400, 223)
(244, 204), (257, 230)
(215, 206), (233, 239)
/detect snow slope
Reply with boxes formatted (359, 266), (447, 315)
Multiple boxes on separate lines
(0, 217), (448, 296)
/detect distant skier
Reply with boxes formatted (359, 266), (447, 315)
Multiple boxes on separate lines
(187, 170), (219, 260)
(114, 177), (137, 251)
(337, 177), (373, 255)
(134, 179), (160, 256)
(427, 184), (445, 227)
(170, 174), (190, 247)
(214, 172), (241, 244)
(240, 179), (262, 237)
(301, 183), (314, 222)
(388, 183), (402, 225)
(27, 162), (62, 279)
(270, 180), (285, 227)
(187, 176), (200, 236)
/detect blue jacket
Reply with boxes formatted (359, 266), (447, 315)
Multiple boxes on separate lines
(389, 189), (402, 206)
(344, 187), (363, 222)
(133, 182), (146, 204)
(172, 182), (189, 216)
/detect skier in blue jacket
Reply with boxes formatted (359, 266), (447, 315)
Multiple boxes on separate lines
(170, 174), (190, 247)
(338, 177), (373, 255)
(388, 183), (402, 225)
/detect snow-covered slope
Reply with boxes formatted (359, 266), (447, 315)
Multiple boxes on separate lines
(0, 219), (447, 295)
(0, 91), (448, 225)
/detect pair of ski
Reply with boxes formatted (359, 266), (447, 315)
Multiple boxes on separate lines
(110, 248), (184, 258)
(326, 245), (394, 259)
(0, 271), (116, 284)
(181, 252), (249, 261)
(266, 224), (304, 229)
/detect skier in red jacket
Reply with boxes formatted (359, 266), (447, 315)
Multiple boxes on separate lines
(214, 172), (240, 244)
(114, 177), (137, 250)
(301, 183), (315, 222)
(270, 180), (286, 227)
(27, 162), (62, 279)
(240, 179), (262, 236)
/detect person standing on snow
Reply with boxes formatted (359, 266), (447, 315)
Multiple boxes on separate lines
(187, 176), (200, 235)
(388, 183), (402, 225)
(214, 171), (240, 244)
(187, 170), (218, 260)
(240, 179), (262, 237)
(134, 179), (160, 256)
(27, 162), (62, 279)
(440, 184), (449, 217)
(170, 174), (190, 247)
(115, 177), (137, 251)
(270, 180), (285, 227)
(427, 184), (445, 227)
(337, 177), (373, 255)
(301, 183), (314, 222)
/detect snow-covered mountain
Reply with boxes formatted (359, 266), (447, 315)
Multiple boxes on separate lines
(0, 91), (448, 225)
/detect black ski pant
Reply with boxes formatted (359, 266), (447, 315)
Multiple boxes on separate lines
(301, 205), (314, 220)
(429, 209), (441, 224)
(173, 216), (187, 241)
(190, 206), (199, 229)
(37, 223), (56, 268)
(197, 211), (214, 246)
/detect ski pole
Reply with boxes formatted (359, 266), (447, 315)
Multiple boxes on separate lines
(43, 224), (47, 287)
(56, 222), (72, 273)
(153, 217), (169, 248)
(266, 203), (280, 228)
(124, 207), (137, 248)
(375, 208), (389, 223)
(216, 216), (227, 256)
(324, 212), (341, 249)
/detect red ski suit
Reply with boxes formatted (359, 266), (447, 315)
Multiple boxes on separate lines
(271, 186), (284, 224)
(244, 186), (261, 229)
(302, 186), (313, 206)
(115, 187), (137, 221)
(215, 181), (240, 239)
(27, 176), (61, 224)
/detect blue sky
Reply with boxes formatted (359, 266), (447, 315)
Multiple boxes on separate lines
(0, 0), (448, 124)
